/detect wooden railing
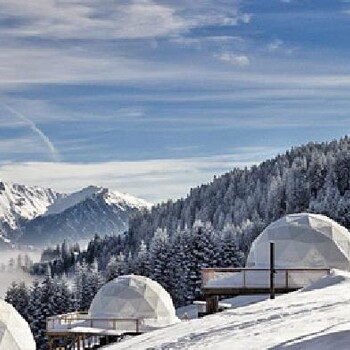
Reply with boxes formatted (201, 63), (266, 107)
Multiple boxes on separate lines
(202, 267), (331, 290)
(46, 312), (141, 334)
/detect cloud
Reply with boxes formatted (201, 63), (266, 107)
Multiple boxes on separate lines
(0, 137), (46, 156)
(268, 39), (284, 52)
(3, 105), (60, 161)
(0, 0), (185, 39)
(170, 35), (244, 48)
(0, 149), (280, 202)
(215, 52), (250, 66)
(0, 0), (247, 40)
(240, 13), (252, 23)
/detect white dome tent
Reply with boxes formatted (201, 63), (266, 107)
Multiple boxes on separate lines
(206, 213), (350, 291)
(247, 213), (350, 270)
(0, 299), (35, 350)
(89, 275), (180, 331)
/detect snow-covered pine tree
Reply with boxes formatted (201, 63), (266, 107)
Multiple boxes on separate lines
(149, 228), (171, 291)
(27, 280), (43, 348)
(74, 260), (104, 311)
(133, 240), (150, 276)
(5, 281), (30, 322)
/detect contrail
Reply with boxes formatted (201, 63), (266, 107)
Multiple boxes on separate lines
(4, 104), (61, 162)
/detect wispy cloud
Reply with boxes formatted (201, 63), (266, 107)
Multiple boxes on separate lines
(215, 52), (250, 66)
(0, 148), (280, 202)
(0, 0), (247, 40)
(3, 105), (60, 161)
(267, 39), (284, 52)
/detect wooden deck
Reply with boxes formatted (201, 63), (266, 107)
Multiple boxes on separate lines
(203, 286), (299, 296)
(46, 312), (142, 349)
(201, 267), (330, 313)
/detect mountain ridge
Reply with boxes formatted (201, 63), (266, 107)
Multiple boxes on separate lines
(0, 180), (151, 247)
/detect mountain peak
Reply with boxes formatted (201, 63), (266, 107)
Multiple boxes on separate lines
(44, 185), (102, 216)
(0, 181), (62, 231)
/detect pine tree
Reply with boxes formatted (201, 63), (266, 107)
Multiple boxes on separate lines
(27, 280), (43, 348)
(5, 281), (30, 322)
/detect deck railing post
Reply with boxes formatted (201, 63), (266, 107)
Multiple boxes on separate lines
(201, 269), (205, 289)
(270, 242), (276, 299)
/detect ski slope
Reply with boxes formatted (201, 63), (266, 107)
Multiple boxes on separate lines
(106, 269), (350, 350)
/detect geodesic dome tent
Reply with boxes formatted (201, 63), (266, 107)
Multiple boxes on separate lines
(89, 275), (179, 330)
(0, 299), (36, 350)
(246, 213), (350, 271)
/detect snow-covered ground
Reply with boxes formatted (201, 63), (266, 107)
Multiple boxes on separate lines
(106, 269), (350, 350)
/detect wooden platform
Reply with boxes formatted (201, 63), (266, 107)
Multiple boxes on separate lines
(46, 312), (142, 350)
(201, 267), (330, 314)
(203, 286), (299, 296)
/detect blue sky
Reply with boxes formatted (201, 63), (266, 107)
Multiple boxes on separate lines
(1, 0), (350, 201)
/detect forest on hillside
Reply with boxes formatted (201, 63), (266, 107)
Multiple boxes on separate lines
(127, 136), (350, 250)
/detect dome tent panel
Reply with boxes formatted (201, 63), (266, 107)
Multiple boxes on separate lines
(0, 299), (35, 350)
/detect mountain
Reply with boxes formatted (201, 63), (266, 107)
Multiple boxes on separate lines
(0, 181), (63, 240)
(0, 180), (151, 247)
(19, 187), (151, 247)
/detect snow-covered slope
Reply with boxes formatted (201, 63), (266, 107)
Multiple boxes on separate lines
(44, 185), (100, 216)
(107, 269), (350, 350)
(19, 187), (151, 247)
(0, 181), (62, 236)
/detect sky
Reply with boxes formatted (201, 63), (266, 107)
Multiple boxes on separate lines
(0, 0), (350, 202)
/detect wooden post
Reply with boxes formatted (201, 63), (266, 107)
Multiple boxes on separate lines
(285, 270), (289, 289)
(205, 295), (219, 314)
(270, 241), (275, 299)
(49, 336), (53, 350)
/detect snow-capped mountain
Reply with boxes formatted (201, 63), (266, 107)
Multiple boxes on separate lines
(18, 186), (151, 247)
(0, 181), (63, 238)
(0, 180), (151, 248)
(43, 185), (101, 217)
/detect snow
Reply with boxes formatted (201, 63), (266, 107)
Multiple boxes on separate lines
(44, 185), (99, 216)
(0, 180), (151, 246)
(67, 327), (123, 336)
(107, 190), (152, 210)
(105, 269), (350, 350)
(45, 186), (152, 216)
(0, 181), (61, 230)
